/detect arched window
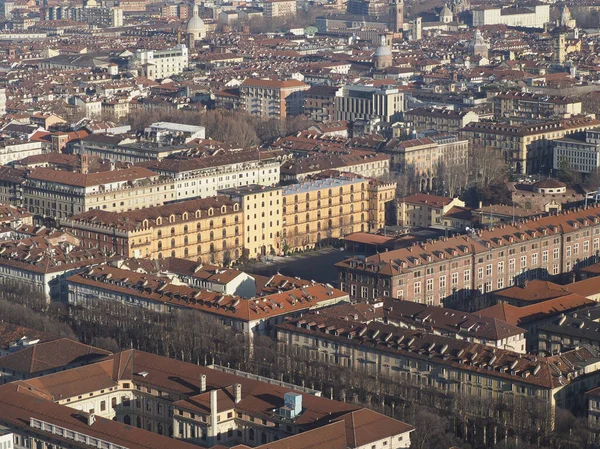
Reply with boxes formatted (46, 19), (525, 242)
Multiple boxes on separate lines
(222, 217), (227, 226)
(294, 195), (298, 203)
(184, 248), (189, 257)
(197, 245), (201, 254)
(184, 225), (188, 233)
(210, 220), (214, 229)
(197, 223), (201, 231)
(136, 417), (142, 428)
(222, 241), (227, 250)
(235, 238), (239, 246)
(171, 251), (175, 258)
(157, 230), (162, 239)
(210, 231), (214, 241)
(249, 429), (255, 440)
(222, 229), (227, 238)
(261, 432), (267, 444)
(158, 253), (163, 259)
(111, 398), (117, 408)
(124, 415), (131, 425)
(197, 233), (201, 243)
(157, 242), (162, 250)
(171, 238), (175, 249)
(328, 189), (332, 197)
(210, 243), (215, 253)
(235, 226), (239, 235)
(171, 227), (175, 236)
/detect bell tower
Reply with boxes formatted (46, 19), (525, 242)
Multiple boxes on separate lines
(389, 0), (403, 33)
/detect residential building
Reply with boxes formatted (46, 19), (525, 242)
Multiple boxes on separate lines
(280, 176), (384, 252)
(491, 92), (582, 120)
(0, 140), (42, 166)
(67, 265), (348, 335)
(404, 107), (479, 133)
(554, 128), (600, 174)
(61, 196), (244, 264)
(140, 149), (284, 202)
(336, 204), (600, 305)
(304, 85), (338, 122)
(219, 185), (283, 258)
(277, 314), (600, 422)
(239, 78), (310, 120)
(0, 231), (109, 301)
(335, 85), (404, 123)
(144, 122), (206, 144)
(380, 134), (469, 190)
(397, 193), (466, 228)
(537, 306), (600, 356)
(264, 0), (296, 18)
(130, 45), (189, 80)
(461, 116), (600, 174)
(0, 350), (414, 449)
(22, 166), (166, 219)
(279, 151), (390, 182)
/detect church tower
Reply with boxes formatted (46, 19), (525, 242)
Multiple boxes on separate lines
(553, 28), (566, 64)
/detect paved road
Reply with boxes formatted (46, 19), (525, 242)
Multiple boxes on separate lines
(238, 248), (353, 285)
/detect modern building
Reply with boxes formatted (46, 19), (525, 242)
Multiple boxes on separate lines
(554, 128), (600, 174)
(334, 85), (404, 123)
(239, 78), (310, 120)
(130, 45), (189, 80)
(264, 0), (296, 18)
(471, 4), (550, 29)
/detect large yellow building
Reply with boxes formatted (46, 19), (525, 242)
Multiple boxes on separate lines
(61, 196), (244, 265)
(280, 175), (394, 252)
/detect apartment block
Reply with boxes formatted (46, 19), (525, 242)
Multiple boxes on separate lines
(281, 176), (377, 252)
(61, 196), (243, 263)
(67, 265), (348, 335)
(397, 193), (466, 228)
(240, 78), (310, 120)
(142, 149), (283, 202)
(553, 128), (600, 173)
(461, 116), (600, 174)
(264, 0), (296, 18)
(471, 4), (550, 28)
(381, 134), (469, 189)
(336, 205), (600, 305)
(22, 166), (168, 219)
(334, 85), (404, 123)
(404, 107), (479, 133)
(277, 314), (600, 420)
(0, 350), (413, 449)
(0, 139), (42, 166)
(491, 92), (582, 120)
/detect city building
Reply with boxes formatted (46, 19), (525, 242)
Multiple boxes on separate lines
(336, 204), (600, 305)
(187, 4), (206, 41)
(0, 350), (414, 449)
(471, 4), (550, 29)
(491, 92), (582, 120)
(334, 85), (404, 123)
(144, 122), (206, 144)
(264, 0), (296, 18)
(554, 128), (600, 174)
(0, 140), (43, 166)
(0, 338), (110, 384)
(404, 107), (479, 133)
(22, 166), (165, 219)
(67, 265), (348, 335)
(0, 231), (109, 301)
(461, 116), (600, 174)
(239, 78), (310, 120)
(397, 193), (466, 229)
(381, 134), (469, 189)
(130, 45), (189, 80)
(60, 196), (243, 263)
(303, 85), (338, 122)
(277, 313), (600, 420)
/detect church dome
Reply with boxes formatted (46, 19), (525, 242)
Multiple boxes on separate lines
(187, 5), (206, 36)
(374, 36), (392, 57)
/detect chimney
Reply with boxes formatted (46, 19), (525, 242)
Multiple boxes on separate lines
(88, 413), (96, 426)
(234, 383), (242, 403)
(210, 389), (218, 432)
(200, 374), (207, 392)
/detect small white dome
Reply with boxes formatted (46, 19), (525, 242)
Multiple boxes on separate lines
(374, 36), (391, 57)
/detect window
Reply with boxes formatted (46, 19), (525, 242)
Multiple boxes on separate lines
(100, 400), (106, 412)
(414, 282), (421, 295)
(464, 270), (470, 282)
